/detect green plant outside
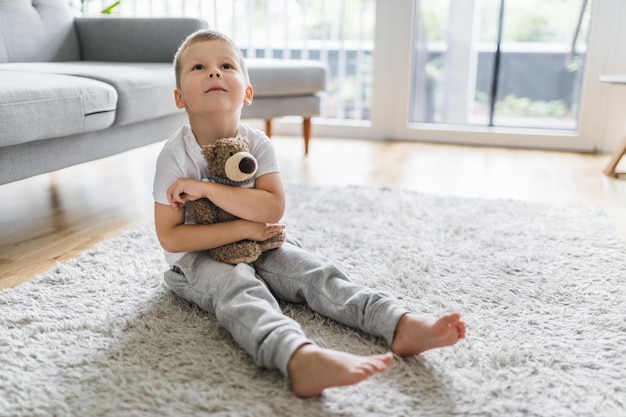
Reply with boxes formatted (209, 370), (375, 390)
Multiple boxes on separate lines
(494, 94), (569, 118)
(80, 0), (120, 14)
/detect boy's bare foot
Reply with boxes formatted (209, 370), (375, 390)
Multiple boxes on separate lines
(288, 344), (393, 398)
(391, 312), (466, 356)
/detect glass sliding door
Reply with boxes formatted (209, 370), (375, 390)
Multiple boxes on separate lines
(373, 0), (625, 151)
(409, 0), (592, 130)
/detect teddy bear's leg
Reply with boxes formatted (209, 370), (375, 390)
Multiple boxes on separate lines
(258, 230), (286, 252)
(211, 241), (262, 264)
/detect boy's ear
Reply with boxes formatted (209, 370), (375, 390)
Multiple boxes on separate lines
(243, 85), (253, 105)
(174, 88), (186, 109)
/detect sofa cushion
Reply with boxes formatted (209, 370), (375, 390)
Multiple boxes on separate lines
(75, 17), (209, 62)
(0, 71), (116, 147)
(0, 62), (181, 127)
(0, 0), (80, 63)
(247, 59), (327, 97)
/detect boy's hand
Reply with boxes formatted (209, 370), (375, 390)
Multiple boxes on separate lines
(247, 222), (286, 241)
(167, 177), (207, 210)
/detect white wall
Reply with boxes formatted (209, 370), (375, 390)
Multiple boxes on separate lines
(578, 0), (626, 153)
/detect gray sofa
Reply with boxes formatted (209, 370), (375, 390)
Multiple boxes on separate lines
(0, 0), (326, 186)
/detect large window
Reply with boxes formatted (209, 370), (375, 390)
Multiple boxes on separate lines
(410, 0), (592, 131)
(82, 0), (626, 150)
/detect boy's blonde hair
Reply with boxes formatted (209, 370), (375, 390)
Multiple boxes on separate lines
(174, 29), (250, 89)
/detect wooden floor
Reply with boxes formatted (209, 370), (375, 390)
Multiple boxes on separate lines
(1, 136), (625, 290)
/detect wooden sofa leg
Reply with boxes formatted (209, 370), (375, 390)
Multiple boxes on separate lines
(265, 119), (272, 138)
(303, 117), (311, 155)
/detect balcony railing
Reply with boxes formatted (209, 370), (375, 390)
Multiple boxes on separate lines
(80, 0), (376, 122)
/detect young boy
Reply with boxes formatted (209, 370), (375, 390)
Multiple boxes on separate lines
(153, 29), (465, 398)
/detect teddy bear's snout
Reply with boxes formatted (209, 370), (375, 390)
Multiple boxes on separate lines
(224, 151), (258, 182)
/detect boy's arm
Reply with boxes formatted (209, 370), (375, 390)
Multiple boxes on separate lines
(155, 173), (286, 254)
(166, 172), (285, 223)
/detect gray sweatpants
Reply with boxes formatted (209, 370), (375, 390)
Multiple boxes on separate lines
(164, 239), (408, 377)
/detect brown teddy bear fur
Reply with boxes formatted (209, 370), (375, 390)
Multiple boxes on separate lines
(190, 136), (285, 264)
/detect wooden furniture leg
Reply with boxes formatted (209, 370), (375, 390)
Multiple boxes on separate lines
(264, 118), (311, 155)
(604, 132), (626, 177)
(303, 117), (311, 155)
(265, 119), (272, 138)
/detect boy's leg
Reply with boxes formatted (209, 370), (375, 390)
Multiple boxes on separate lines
(253, 241), (465, 397)
(253, 240), (408, 346)
(164, 252), (312, 377)
(255, 242), (466, 355)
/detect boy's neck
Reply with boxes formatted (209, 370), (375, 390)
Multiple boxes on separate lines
(188, 112), (240, 146)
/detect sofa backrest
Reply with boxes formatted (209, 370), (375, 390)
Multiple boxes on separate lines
(0, 0), (80, 63)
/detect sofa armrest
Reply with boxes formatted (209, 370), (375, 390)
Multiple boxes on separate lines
(75, 18), (208, 62)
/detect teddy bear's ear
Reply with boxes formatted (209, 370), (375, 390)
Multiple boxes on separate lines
(234, 136), (250, 152)
(201, 144), (215, 161)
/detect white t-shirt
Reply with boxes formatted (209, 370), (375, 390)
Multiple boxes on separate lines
(152, 123), (279, 265)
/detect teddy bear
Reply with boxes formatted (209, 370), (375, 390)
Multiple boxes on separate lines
(189, 136), (285, 264)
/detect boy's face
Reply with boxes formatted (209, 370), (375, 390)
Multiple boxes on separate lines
(175, 39), (252, 116)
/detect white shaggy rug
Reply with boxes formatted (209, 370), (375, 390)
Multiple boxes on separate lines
(1, 183), (625, 417)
